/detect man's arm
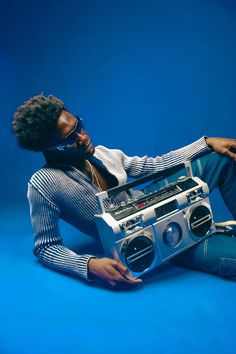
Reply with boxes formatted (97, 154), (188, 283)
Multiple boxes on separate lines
(118, 136), (211, 177)
(28, 184), (95, 281)
(28, 184), (140, 288)
(117, 136), (236, 177)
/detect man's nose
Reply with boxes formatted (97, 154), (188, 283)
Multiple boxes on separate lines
(77, 132), (87, 146)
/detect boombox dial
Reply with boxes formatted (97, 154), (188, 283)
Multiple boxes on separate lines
(189, 204), (212, 237)
(163, 222), (182, 247)
(124, 235), (155, 272)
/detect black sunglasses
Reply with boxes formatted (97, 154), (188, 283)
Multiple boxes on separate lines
(45, 116), (84, 151)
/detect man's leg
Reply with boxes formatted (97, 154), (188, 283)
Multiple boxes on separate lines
(147, 151), (236, 279)
(152, 151), (236, 219)
(172, 233), (236, 279)
(196, 151), (236, 219)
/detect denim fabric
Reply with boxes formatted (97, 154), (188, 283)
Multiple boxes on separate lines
(172, 235), (236, 279)
(148, 151), (236, 279)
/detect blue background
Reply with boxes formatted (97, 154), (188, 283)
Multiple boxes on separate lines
(1, 1), (236, 353)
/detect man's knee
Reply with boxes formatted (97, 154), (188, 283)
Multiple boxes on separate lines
(208, 151), (232, 167)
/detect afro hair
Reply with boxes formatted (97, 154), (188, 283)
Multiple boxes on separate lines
(12, 93), (65, 151)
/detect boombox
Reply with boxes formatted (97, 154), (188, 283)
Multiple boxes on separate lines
(95, 161), (216, 278)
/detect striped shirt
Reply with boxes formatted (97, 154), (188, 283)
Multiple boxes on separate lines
(27, 137), (210, 280)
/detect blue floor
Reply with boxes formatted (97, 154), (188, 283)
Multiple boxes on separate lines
(2, 0), (236, 352)
(1, 199), (236, 354)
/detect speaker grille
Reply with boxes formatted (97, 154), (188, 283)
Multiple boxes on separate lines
(125, 236), (155, 272)
(189, 205), (212, 237)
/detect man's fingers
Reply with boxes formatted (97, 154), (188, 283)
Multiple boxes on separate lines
(225, 149), (236, 160)
(113, 260), (142, 282)
(106, 265), (133, 283)
(229, 139), (236, 148)
(88, 257), (142, 288)
(206, 138), (236, 160)
(125, 273), (142, 283)
(113, 260), (129, 275)
(107, 264), (142, 284)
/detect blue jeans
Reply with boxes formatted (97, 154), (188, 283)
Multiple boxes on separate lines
(148, 151), (236, 279)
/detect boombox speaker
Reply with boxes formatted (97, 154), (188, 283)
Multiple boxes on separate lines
(95, 161), (216, 278)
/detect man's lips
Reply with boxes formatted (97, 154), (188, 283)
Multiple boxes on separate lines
(77, 138), (94, 154)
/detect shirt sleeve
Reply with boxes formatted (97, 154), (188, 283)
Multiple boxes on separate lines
(119, 136), (211, 177)
(27, 183), (95, 281)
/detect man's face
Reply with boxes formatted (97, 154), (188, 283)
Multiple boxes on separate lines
(56, 110), (95, 155)
(44, 110), (95, 165)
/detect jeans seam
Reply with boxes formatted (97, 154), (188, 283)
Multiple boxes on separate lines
(203, 238), (208, 267)
(220, 258), (224, 276)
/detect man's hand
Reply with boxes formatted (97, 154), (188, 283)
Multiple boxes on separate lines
(88, 257), (142, 289)
(205, 137), (236, 160)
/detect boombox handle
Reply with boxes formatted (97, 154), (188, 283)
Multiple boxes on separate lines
(96, 160), (193, 213)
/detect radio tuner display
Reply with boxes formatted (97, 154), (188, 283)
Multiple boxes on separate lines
(109, 178), (198, 221)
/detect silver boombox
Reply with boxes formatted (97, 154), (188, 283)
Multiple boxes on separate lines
(95, 161), (216, 278)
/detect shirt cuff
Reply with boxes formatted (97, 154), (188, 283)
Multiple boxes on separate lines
(78, 254), (97, 281)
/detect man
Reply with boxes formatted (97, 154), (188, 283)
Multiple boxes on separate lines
(12, 94), (236, 288)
